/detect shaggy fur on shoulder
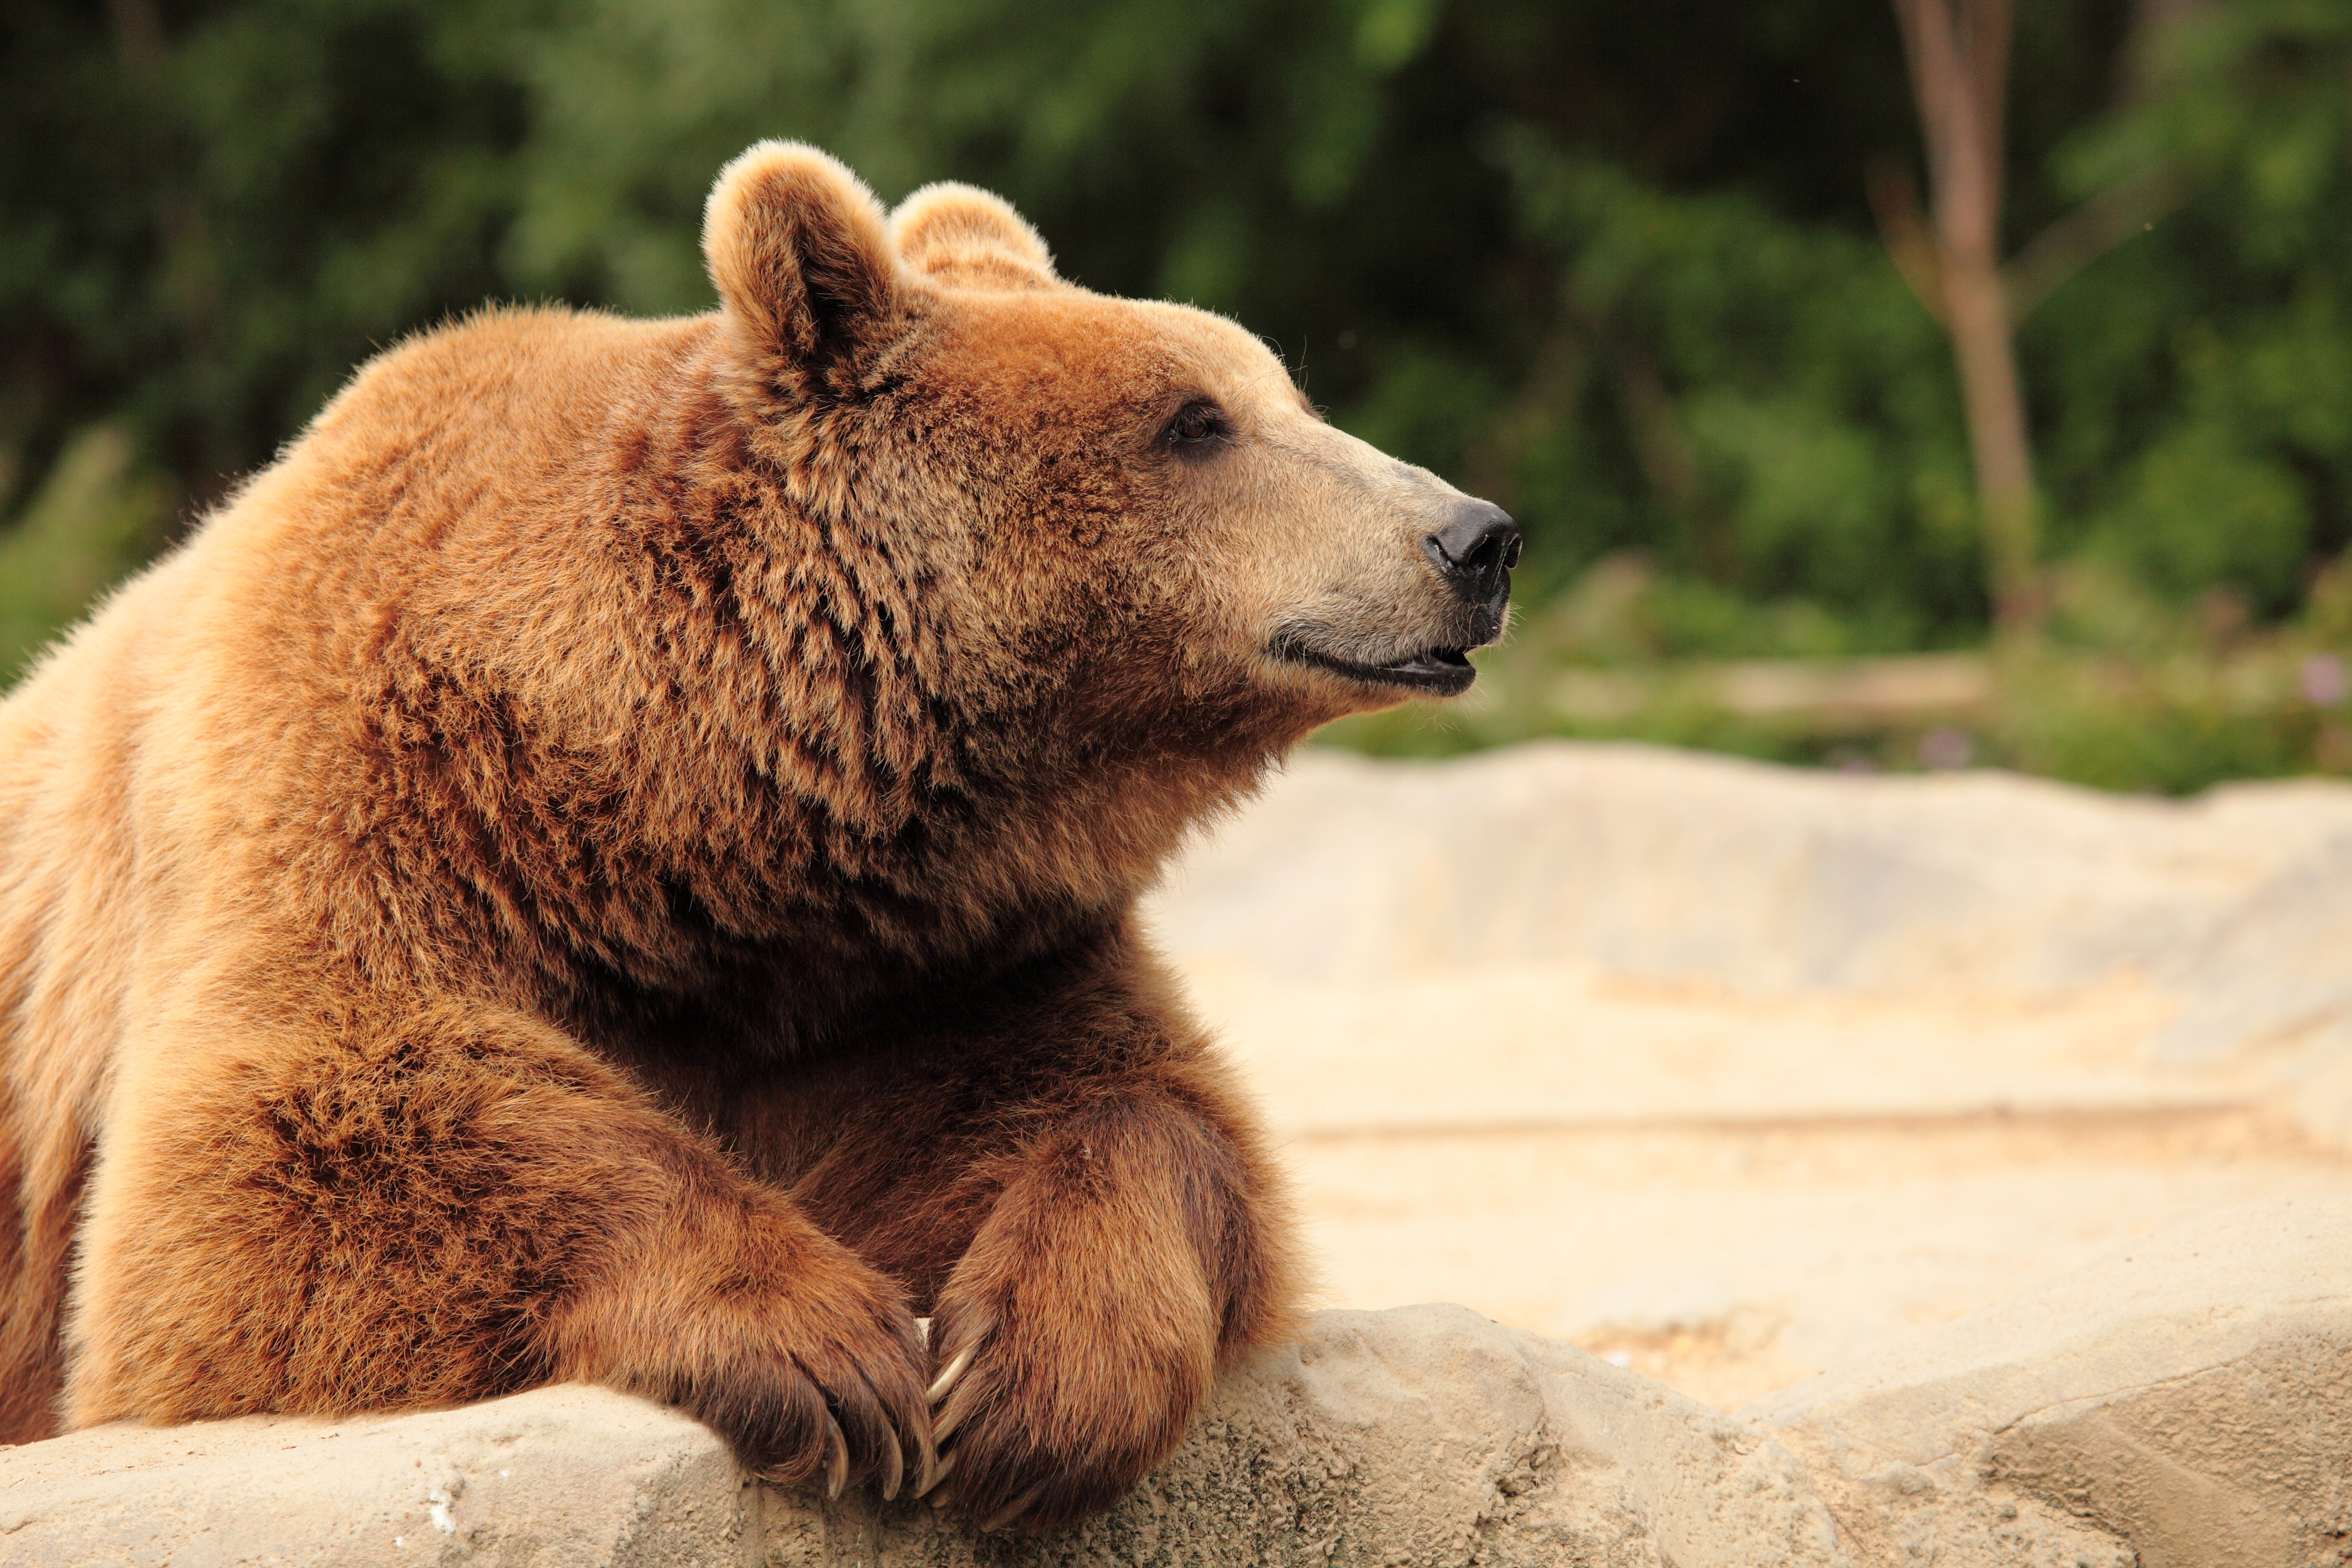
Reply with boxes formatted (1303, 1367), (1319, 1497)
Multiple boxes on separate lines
(0, 142), (1516, 1532)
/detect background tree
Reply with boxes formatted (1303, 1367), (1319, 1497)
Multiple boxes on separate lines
(1877, 0), (2198, 634)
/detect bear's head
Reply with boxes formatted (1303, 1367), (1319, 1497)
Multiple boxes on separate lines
(699, 142), (1518, 777)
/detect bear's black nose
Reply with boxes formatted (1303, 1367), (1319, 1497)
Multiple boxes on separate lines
(1422, 501), (1522, 603)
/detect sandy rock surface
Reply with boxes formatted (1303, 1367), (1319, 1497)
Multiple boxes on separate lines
(0, 1307), (1845, 1568)
(0, 1383), (748, 1567)
(1150, 741), (2352, 1001)
(10, 1221), (2345, 1566)
(1753, 1196), (2352, 1568)
(1146, 742), (2352, 1408)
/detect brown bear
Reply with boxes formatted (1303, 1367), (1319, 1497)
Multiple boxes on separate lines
(0, 143), (1518, 1531)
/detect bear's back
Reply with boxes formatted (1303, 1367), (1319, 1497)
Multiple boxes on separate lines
(0, 302), (727, 1238)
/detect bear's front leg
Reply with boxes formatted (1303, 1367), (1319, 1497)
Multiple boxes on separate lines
(66, 996), (932, 1499)
(920, 1070), (1292, 1531)
(781, 930), (1299, 1534)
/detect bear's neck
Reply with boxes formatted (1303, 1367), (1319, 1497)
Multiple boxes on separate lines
(491, 718), (1282, 1061)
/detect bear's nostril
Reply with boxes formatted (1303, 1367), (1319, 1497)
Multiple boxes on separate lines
(1425, 501), (1521, 600)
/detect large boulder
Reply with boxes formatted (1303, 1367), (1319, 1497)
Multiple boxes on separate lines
(0, 1305), (1845, 1568)
(1151, 742), (2352, 1148)
(1747, 1196), (2352, 1568)
(1151, 743), (2352, 997)
(2151, 831), (2352, 1145)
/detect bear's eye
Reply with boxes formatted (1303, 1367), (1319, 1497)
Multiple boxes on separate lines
(1163, 401), (1231, 451)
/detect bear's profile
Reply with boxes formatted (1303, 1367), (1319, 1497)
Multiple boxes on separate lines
(0, 144), (1518, 1530)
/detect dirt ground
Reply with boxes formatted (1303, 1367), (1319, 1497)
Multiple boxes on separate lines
(1281, 1100), (2352, 1413)
(1202, 965), (2352, 1413)
(1148, 744), (2352, 1414)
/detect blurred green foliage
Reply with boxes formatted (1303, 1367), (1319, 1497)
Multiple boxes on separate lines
(4, 0), (2350, 791)
(0, 424), (168, 678)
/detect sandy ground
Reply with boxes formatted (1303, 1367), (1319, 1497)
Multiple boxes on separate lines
(1281, 1100), (2352, 1413)
(1146, 744), (2352, 1413)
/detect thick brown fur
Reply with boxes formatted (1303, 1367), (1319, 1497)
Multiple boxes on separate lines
(0, 143), (1511, 1530)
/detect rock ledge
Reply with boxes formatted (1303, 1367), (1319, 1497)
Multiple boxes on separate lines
(4, 1199), (2345, 1567)
(4, 1305), (1836, 1568)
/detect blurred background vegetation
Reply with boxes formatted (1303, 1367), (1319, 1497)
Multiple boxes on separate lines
(4, 0), (2349, 791)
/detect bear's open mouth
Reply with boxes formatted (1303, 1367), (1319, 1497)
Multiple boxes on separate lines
(1270, 636), (1478, 696)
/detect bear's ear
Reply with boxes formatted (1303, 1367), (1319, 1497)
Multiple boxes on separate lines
(889, 183), (1058, 290)
(703, 141), (902, 364)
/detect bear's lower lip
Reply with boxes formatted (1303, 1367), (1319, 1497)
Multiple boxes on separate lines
(1274, 640), (1478, 696)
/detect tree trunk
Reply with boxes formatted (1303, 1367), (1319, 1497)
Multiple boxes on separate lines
(1942, 254), (2040, 629)
(1891, 0), (2043, 634)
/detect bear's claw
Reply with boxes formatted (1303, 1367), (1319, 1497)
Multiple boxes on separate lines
(823, 1414), (850, 1501)
(918, 1319), (988, 1505)
(877, 1416), (904, 1501)
(914, 1447), (956, 1499)
(924, 1343), (974, 1405)
(930, 1375), (983, 1448)
(982, 1480), (1049, 1532)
